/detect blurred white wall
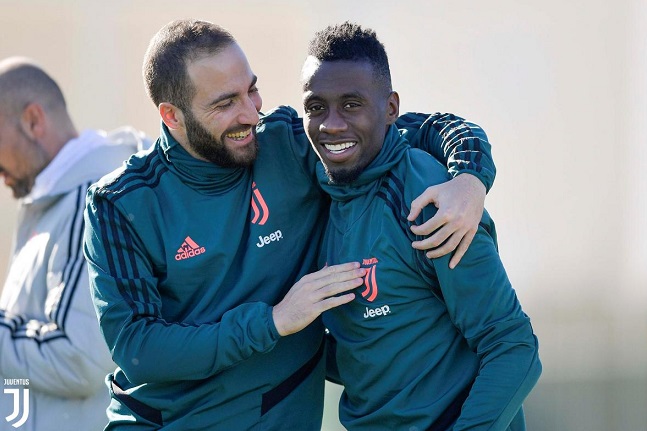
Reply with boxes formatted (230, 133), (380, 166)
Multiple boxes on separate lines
(1, 1), (645, 429)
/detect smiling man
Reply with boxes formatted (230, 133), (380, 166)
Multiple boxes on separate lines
(302, 22), (542, 430)
(302, 56), (391, 186)
(83, 19), (500, 429)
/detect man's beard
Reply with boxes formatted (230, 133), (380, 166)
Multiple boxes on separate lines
(184, 111), (258, 168)
(9, 177), (32, 199)
(9, 129), (47, 198)
(324, 164), (364, 185)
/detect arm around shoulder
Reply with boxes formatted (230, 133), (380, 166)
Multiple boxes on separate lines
(399, 112), (496, 266)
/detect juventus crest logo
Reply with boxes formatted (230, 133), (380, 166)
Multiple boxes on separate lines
(361, 257), (379, 302)
(250, 182), (269, 225)
(3, 388), (29, 428)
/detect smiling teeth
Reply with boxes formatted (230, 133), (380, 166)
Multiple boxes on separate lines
(325, 142), (356, 154)
(226, 129), (251, 140)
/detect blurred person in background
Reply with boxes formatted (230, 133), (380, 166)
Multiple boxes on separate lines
(301, 22), (542, 431)
(0, 57), (147, 431)
(83, 19), (498, 430)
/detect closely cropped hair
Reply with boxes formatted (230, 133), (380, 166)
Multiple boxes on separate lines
(307, 22), (392, 93)
(143, 19), (235, 110)
(0, 60), (66, 115)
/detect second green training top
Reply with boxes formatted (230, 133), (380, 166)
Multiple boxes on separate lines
(319, 125), (541, 431)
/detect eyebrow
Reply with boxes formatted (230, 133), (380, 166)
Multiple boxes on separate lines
(340, 91), (365, 100)
(207, 75), (258, 108)
(302, 91), (318, 104)
(303, 90), (366, 104)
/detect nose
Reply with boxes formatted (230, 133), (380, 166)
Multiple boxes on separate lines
(239, 92), (262, 126)
(319, 109), (347, 134)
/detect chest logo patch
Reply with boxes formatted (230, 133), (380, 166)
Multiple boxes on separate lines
(175, 236), (206, 261)
(361, 258), (379, 302)
(250, 182), (269, 225)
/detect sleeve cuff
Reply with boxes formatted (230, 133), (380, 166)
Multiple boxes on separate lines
(266, 306), (281, 341)
(455, 170), (493, 193)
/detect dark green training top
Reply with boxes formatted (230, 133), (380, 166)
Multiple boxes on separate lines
(319, 124), (541, 431)
(83, 106), (496, 430)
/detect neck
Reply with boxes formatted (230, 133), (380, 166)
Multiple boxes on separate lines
(46, 110), (78, 157)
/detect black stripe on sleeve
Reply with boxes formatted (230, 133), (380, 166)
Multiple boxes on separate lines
(110, 377), (163, 426)
(54, 182), (93, 330)
(97, 197), (138, 315)
(261, 338), (325, 415)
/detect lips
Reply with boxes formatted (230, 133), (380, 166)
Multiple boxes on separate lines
(225, 128), (252, 141)
(224, 127), (256, 147)
(324, 141), (357, 154)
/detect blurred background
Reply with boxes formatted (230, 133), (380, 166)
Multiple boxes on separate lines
(1, 0), (645, 429)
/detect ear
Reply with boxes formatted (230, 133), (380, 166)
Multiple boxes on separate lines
(385, 91), (400, 125)
(159, 102), (185, 131)
(19, 103), (47, 140)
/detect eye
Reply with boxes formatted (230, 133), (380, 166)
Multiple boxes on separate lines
(249, 86), (259, 95)
(215, 99), (234, 110)
(304, 103), (325, 115)
(344, 101), (361, 109)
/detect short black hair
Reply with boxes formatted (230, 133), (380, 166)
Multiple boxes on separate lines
(307, 22), (392, 93)
(143, 19), (235, 111)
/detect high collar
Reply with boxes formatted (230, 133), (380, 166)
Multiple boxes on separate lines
(316, 124), (408, 202)
(159, 123), (249, 195)
(24, 128), (143, 204)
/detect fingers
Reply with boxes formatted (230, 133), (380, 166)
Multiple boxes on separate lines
(272, 263), (365, 336)
(448, 229), (476, 269)
(305, 261), (363, 282)
(309, 266), (366, 294)
(408, 175), (486, 268)
(413, 227), (477, 269)
(315, 275), (365, 300)
(410, 207), (455, 251)
(407, 185), (439, 221)
(421, 230), (462, 259)
(318, 292), (356, 313)
(410, 210), (450, 237)
(298, 263), (365, 299)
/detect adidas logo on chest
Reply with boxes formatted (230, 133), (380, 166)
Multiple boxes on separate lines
(175, 236), (206, 261)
